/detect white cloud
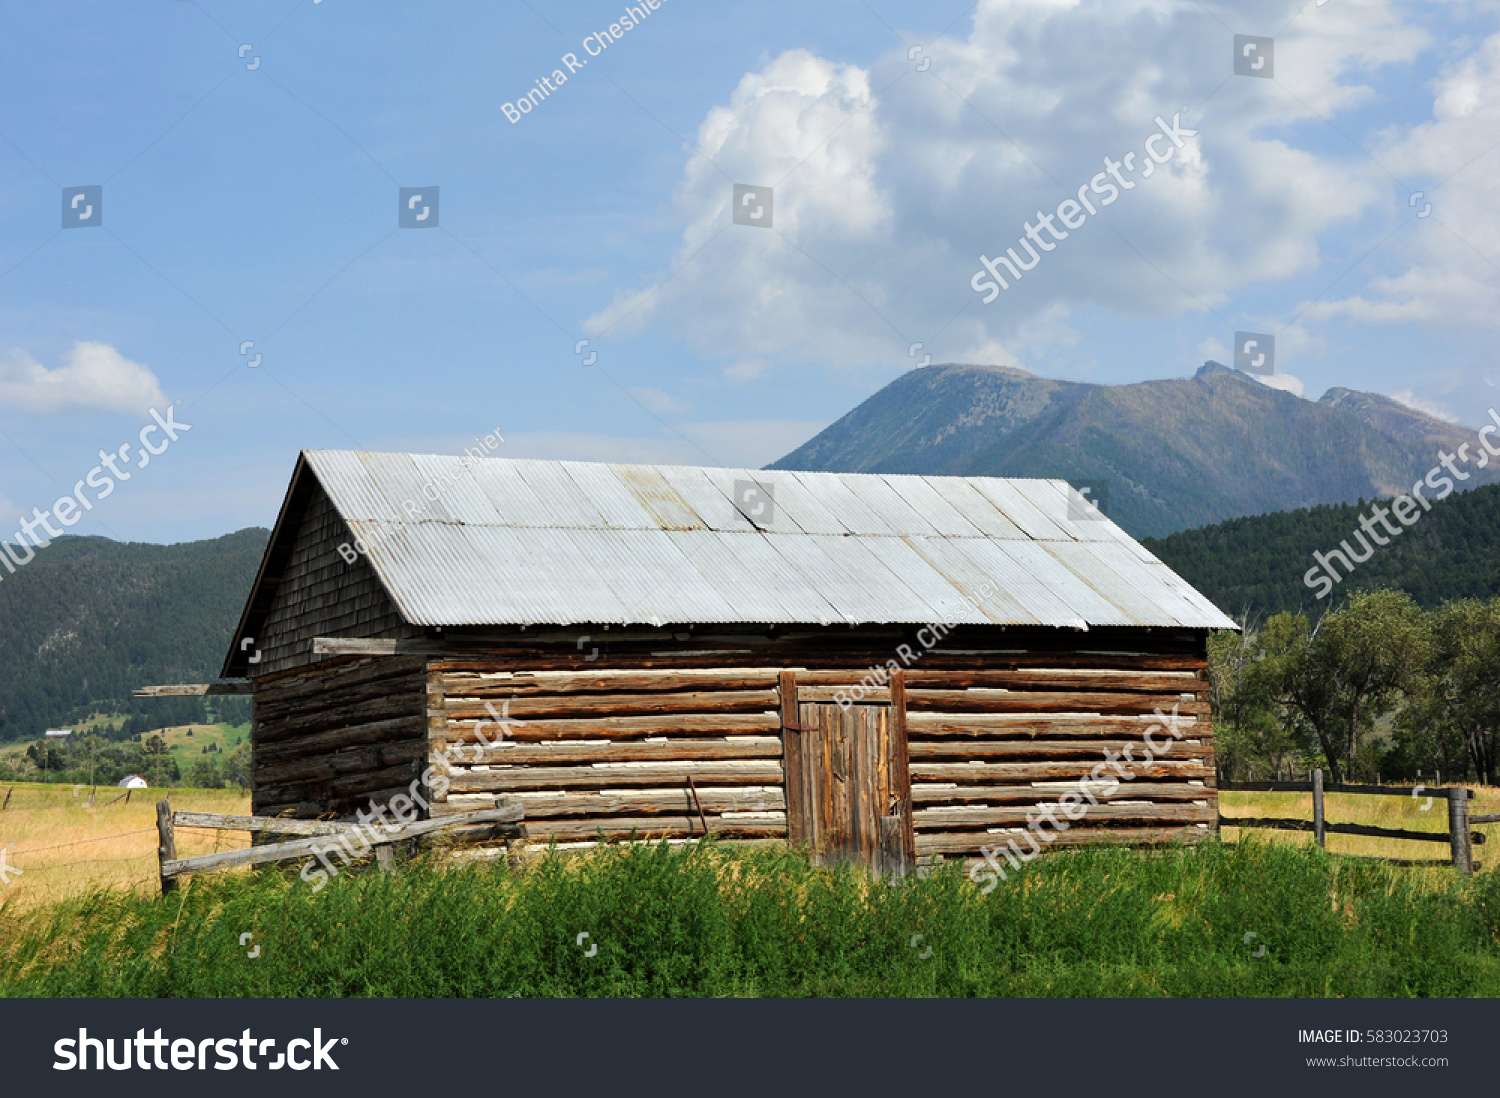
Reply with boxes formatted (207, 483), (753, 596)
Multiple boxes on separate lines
(0, 342), (168, 415)
(1312, 28), (1500, 328)
(1197, 337), (1229, 363)
(1256, 372), (1306, 398)
(584, 0), (1421, 376)
(626, 387), (691, 414)
(1390, 389), (1457, 422)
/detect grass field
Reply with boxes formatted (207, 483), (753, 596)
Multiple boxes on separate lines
(156, 722), (249, 773)
(0, 782), (250, 910)
(1220, 785), (1500, 866)
(1, 838), (1497, 997)
(2, 784), (1497, 996)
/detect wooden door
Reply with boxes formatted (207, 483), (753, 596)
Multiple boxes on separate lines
(780, 671), (914, 871)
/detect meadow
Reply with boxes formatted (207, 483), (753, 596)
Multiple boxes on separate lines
(0, 782), (250, 910)
(1, 784), (1498, 997)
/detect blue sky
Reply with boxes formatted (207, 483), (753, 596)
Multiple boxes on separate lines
(2, 0), (1498, 544)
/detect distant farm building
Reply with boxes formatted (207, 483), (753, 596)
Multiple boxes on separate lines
(117, 774), (149, 789)
(43, 729), (72, 740)
(210, 450), (1233, 871)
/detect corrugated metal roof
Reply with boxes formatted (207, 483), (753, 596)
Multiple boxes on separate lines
(303, 450), (1236, 631)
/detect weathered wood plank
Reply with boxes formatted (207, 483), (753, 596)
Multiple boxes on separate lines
(910, 759), (1209, 783)
(134, 681), (253, 697)
(441, 670), (780, 695)
(446, 762), (785, 793)
(780, 670), (805, 847)
(522, 815), (786, 841)
(904, 669), (1204, 692)
(256, 739), (427, 786)
(313, 637), (399, 656)
(911, 782), (1213, 804)
(172, 811), (355, 836)
(256, 693), (427, 742)
(252, 655), (427, 704)
(910, 743), (1213, 776)
(905, 689), (1207, 715)
(906, 714), (1208, 738)
(904, 739), (1213, 763)
(446, 713), (781, 741)
(508, 788), (785, 818)
(253, 715), (427, 763)
(162, 805), (525, 877)
(442, 690), (779, 720)
(913, 802), (1216, 828)
(799, 685), (888, 703)
(458, 739), (783, 766)
(256, 760), (426, 805)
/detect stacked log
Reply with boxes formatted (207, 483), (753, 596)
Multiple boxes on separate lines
(430, 667), (789, 844)
(900, 659), (1215, 866)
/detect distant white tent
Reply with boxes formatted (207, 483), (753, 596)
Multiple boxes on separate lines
(117, 774), (148, 789)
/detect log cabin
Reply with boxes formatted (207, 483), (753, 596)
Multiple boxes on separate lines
(215, 450), (1235, 872)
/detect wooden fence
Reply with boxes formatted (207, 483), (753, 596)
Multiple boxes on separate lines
(1219, 771), (1488, 874)
(155, 799), (525, 893)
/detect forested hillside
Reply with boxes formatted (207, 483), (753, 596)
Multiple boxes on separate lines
(1143, 482), (1500, 619)
(0, 528), (268, 741)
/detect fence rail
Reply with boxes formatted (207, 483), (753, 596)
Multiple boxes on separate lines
(155, 799), (525, 893)
(1218, 771), (1481, 874)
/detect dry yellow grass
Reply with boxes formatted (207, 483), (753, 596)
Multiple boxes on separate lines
(1220, 784), (1500, 870)
(0, 782), (251, 911)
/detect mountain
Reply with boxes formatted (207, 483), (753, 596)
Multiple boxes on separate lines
(771, 361), (1498, 538)
(1142, 481), (1500, 620)
(0, 529), (269, 742)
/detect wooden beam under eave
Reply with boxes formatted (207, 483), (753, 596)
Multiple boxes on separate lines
(133, 682), (254, 697)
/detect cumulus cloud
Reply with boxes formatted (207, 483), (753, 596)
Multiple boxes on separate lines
(0, 342), (168, 414)
(585, 0), (1423, 376)
(1310, 27), (1500, 328)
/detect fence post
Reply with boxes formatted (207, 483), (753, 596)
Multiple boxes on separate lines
(1448, 788), (1472, 876)
(375, 844), (395, 872)
(1312, 769), (1325, 849)
(157, 798), (178, 894)
(1, 786), (11, 811)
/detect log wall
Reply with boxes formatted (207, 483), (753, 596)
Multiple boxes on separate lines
(901, 658), (1215, 866)
(429, 666), (788, 844)
(252, 655), (429, 818)
(245, 626), (1215, 862)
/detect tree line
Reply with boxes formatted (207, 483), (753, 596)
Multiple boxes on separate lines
(1, 729), (251, 790)
(1209, 589), (1499, 785)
